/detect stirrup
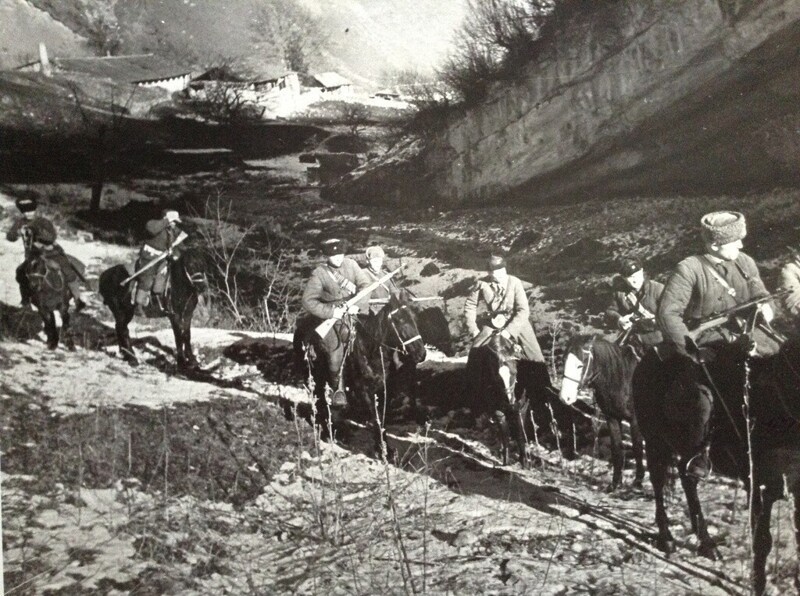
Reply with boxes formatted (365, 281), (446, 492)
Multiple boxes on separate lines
(686, 451), (712, 480)
(329, 389), (347, 407)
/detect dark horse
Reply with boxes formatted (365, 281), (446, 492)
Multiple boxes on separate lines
(23, 256), (75, 349)
(466, 333), (530, 468)
(98, 249), (207, 368)
(294, 290), (427, 455)
(633, 338), (800, 594)
(560, 335), (644, 490)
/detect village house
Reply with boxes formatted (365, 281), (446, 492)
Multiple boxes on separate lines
(310, 71), (352, 96)
(16, 48), (192, 93)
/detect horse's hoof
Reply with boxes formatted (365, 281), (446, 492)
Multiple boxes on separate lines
(698, 542), (720, 561)
(656, 536), (676, 555)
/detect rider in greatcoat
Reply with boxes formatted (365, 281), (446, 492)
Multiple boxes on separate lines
(657, 211), (775, 478)
(301, 238), (372, 405)
(363, 245), (399, 314)
(464, 255), (544, 363)
(134, 210), (184, 313)
(780, 247), (800, 328)
(606, 257), (664, 353)
(7, 197), (86, 311)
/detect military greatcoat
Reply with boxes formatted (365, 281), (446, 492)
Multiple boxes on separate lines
(464, 274), (544, 362)
(657, 253), (769, 348)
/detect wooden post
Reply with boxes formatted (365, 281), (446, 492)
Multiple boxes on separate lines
(39, 42), (52, 76)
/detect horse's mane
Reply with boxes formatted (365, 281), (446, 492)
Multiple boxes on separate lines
(568, 334), (637, 396)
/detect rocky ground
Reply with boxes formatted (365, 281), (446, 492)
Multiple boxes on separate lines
(2, 160), (799, 594)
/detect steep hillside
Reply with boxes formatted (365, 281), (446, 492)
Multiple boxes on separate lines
(0, 0), (89, 68)
(17, 0), (465, 84)
(330, 0), (800, 207)
(299, 0), (466, 82)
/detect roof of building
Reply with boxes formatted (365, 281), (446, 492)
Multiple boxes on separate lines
(250, 65), (296, 83)
(55, 54), (192, 84)
(312, 71), (352, 89)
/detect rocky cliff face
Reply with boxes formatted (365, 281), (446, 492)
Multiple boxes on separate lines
(329, 0), (800, 207)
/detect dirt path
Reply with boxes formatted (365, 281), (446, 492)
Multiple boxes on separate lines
(2, 189), (798, 595)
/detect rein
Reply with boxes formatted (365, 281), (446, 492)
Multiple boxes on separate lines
(563, 340), (597, 390)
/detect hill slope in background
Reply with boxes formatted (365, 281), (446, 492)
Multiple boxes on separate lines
(6, 0), (465, 84)
(0, 0), (89, 68)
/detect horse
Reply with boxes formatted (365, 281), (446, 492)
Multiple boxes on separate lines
(23, 256), (74, 350)
(559, 334), (644, 490)
(294, 289), (427, 456)
(99, 249), (207, 369)
(633, 338), (800, 595)
(465, 332), (530, 468)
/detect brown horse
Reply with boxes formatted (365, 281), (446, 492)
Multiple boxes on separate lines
(560, 334), (644, 490)
(633, 338), (800, 595)
(99, 249), (207, 368)
(466, 332), (530, 468)
(294, 290), (427, 456)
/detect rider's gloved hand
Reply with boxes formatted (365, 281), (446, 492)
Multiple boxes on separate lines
(346, 304), (360, 315)
(332, 306), (346, 319)
(618, 314), (634, 330)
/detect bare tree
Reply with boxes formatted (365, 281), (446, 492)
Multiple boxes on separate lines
(251, 0), (328, 74)
(341, 103), (370, 137)
(67, 82), (136, 213)
(83, 1), (123, 56)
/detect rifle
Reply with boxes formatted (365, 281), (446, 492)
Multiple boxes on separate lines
(686, 289), (789, 341)
(368, 296), (442, 305)
(315, 265), (404, 338)
(615, 324), (636, 346)
(120, 232), (188, 286)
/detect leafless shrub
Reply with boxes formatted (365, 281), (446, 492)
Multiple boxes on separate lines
(440, 0), (556, 105)
(340, 103), (371, 137)
(189, 83), (266, 125)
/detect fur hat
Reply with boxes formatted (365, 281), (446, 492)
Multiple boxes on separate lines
(701, 211), (747, 245)
(365, 245), (385, 260)
(487, 255), (506, 271)
(321, 238), (345, 256)
(15, 197), (37, 214)
(618, 257), (643, 277)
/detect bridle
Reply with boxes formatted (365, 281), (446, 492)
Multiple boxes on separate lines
(563, 341), (597, 391)
(386, 303), (423, 355)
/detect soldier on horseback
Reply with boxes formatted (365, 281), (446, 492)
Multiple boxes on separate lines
(606, 257), (663, 354)
(780, 246), (800, 327)
(300, 238), (372, 406)
(7, 197), (86, 312)
(657, 211), (776, 478)
(363, 245), (399, 314)
(134, 210), (184, 315)
(464, 255), (544, 363)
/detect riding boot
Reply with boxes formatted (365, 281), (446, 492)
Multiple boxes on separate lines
(68, 281), (86, 312)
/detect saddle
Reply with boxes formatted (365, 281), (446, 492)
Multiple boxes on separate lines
(130, 265), (173, 316)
